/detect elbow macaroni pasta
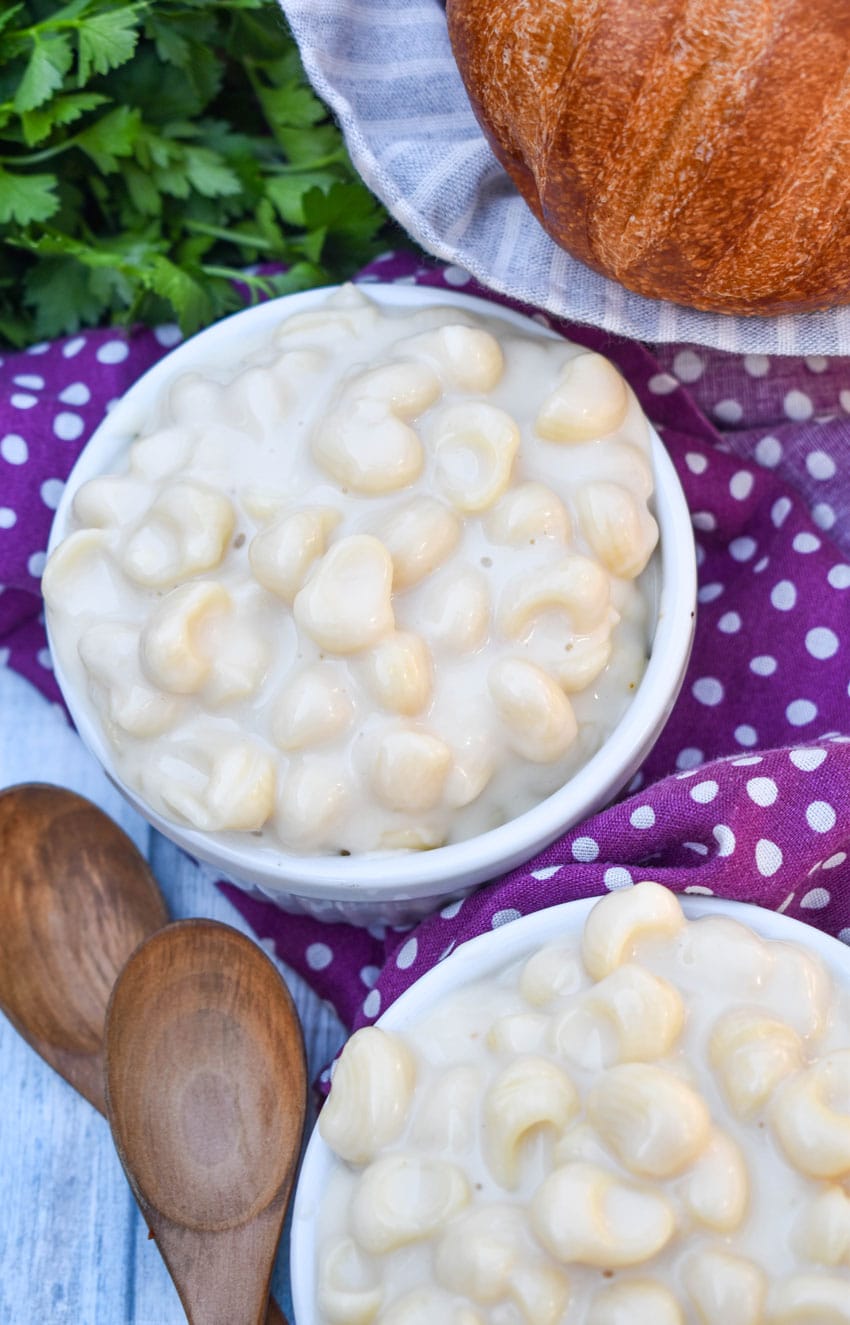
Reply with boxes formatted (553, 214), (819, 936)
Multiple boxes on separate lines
(434, 1204), (527, 1302)
(395, 323), (504, 393)
(535, 351), (630, 444)
(274, 760), (350, 851)
(518, 943), (586, 1007)
(680, 1129), (749, 1233)
(550, 963), (684, 1067)
(378, 1292), (484, 1325)
(350, 1154), (469, 1253)
(530, 1160), (676, 1267)
(312, 363), (435, 495)
(576, 481), (659, 580)
(488, 658), (578, 764)
(683, 1248), (767, 1325)
(249, 506), (340, 604)
(581, 879), (685, 980)
(409, 1064), (482, 1154)
(587, 1280), (683, 1325)
(768, 1274), (850, 1323)
(586, 1062), (711, 1178)
(794, 1187), (850, 1266)
(485, 1010), (550, 1056)
(498, 555), (612, 639)
(433, 401), (520, 513)
(319, 1028), (416, 1166)
(294, 535), (396, 655)
(317, 1237), (383, 1325)
(771, 1051), (850, 1179)
(380, 498), (461, 590)
(508, 1261), (571, 1325)
(271, 664), (354, 752)
(148, 734), (275, 832)
(79, 622), (182, 738)
(709, 1009), (804, 1118)
(140, 582), (229, 695)
(121, 481), (234, 588)
(482, 1055), (579, 1189)
(74, 473), (153, 528)
(484, 481), (571, 548)
(361, 632), (434, 717)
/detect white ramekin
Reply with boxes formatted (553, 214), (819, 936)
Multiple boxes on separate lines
(46, 284), (696, 925)
(289, 895), (850, 1317)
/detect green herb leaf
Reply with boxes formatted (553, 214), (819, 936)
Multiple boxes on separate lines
(146, 253), (215, 333)
(0, 168), (59, 224)
(14, 33), (74, 112)
(24, 253), (107, 339)
(0, 7), (25, 39)
(183, 144), (241, 198)
(122, 160), (160, 214)
(75, 104), (140, 171)
(77, 6), (141, 82)
(259, 82), (326, 132)
(266, 170), (341, 226)
(301, 180), (387, 242)
(145, 19), (191, 71)
(20, 90), (108, 146)
(273, 122), (346, 167)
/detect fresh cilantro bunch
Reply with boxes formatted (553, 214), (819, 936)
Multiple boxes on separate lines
(0, 0), (402, 346)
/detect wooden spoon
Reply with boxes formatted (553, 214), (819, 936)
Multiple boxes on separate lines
(0, 782), (168, 1112)
(0, 782), (291, 1325)
(105, 919), (307, 1325)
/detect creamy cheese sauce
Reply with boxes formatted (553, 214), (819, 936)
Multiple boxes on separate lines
(44, 286), (658, 856)
(315, 885), (850, 1324)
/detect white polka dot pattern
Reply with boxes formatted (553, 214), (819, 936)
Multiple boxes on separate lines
(306, 942), (333, 971)
(571, 836), (600, 862)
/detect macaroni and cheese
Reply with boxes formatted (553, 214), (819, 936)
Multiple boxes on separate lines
(44, 287), (658, 856)
(315, 884), (850, 1322)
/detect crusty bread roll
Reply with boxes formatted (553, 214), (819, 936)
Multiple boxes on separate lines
(446, 0), (850, 315)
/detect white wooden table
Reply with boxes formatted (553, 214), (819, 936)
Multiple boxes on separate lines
(0, 665), (345, 1324)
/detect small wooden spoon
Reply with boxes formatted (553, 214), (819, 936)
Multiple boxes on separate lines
(0, 782), (168, 1112)
(0, 783), (291, 1325)
(105, 919), (307, 1325)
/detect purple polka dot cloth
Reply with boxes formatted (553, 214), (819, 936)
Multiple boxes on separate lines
(2, 250), (849, 1037)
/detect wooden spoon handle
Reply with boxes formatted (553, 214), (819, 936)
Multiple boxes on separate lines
(265, 1297), (288, 1325)
(146, 1219), (289, 1325)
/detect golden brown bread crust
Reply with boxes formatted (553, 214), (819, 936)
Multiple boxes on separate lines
(446, 0), (850, 314)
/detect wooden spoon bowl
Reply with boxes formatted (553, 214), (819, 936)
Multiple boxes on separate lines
(0, 782), (167, 1109)
(106, 920), (307, 1325)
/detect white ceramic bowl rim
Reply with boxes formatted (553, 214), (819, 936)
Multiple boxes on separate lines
(46, 283), (696, 903)
(289, 895), (850, 1318)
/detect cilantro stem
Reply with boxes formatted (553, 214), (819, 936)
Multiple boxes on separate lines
(185, 219), (274, 250)
(202, 264), (274, 284)
(265, 154), (345, 174)
(0, 135), (83, 165)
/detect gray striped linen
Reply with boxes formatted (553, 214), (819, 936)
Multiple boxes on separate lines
(280, 0), (850, 356)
